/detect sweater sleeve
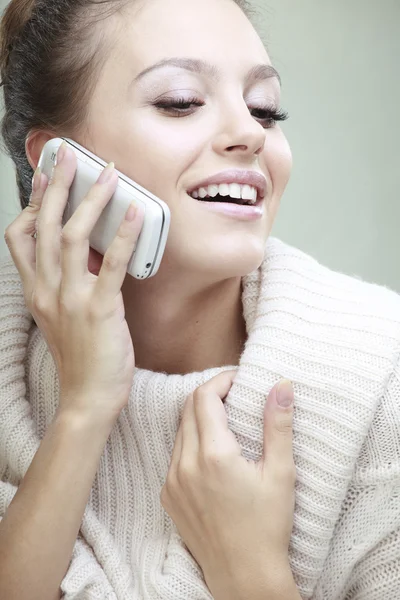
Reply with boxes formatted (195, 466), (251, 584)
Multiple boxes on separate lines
(0, 255), (125, 599)
(0, 485), (117, 600)
(341, 352), (400, 600)
(313, 348), (400, 600)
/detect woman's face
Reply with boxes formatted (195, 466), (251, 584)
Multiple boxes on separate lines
(82, 0), (292, 279)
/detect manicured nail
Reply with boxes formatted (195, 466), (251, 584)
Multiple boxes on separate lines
(32, 166), (41, 193)
(276, 379), (293, 408)
(98, 162), (115, 184)
(56, 141), (67, 164)
(125, 202), (137, 221)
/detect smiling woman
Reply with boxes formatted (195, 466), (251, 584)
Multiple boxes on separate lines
(0, 0), (400, 600)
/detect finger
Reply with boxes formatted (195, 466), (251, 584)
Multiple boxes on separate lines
(168, 420), (183, 471)
(61, 162), (119, 288)
(262, 379), (295, 476)
(36, 142), (77, 289)
(94, 198), (144, 306)
(180, 393), (199, 457)
(168, 393), (198, 471)
(194, 370), (239, 450)
(4, 167), (48, 294)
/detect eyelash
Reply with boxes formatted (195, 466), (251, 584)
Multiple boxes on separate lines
(154, 96), (289, 128)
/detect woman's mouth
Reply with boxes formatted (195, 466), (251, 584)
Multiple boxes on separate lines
(188, 182), (259, 206)
(186, 184), (264, 221)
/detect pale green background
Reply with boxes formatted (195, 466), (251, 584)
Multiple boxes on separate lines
(1, 0), (399, 291)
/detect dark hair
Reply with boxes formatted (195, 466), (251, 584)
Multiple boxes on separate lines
(0, 0), (257, 210)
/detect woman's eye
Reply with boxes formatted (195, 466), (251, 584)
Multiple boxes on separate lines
(250, 107), (289, 129)
(154, 98), (204, 115)
(154, 98), (289, 128)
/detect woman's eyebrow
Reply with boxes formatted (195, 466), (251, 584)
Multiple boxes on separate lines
(133, 57), (281, 86)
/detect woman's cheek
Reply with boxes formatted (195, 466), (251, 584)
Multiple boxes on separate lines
(270, 130), (293, 190)
(260, 133), (292, 227)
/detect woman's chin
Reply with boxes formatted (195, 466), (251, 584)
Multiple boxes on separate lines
(200, 241), (267, 278)
(225, 251), (266, 277)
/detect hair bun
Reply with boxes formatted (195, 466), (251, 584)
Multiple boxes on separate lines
(0, 0), (36, 82)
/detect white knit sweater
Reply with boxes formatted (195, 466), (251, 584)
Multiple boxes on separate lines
(1, 237), (400, 600)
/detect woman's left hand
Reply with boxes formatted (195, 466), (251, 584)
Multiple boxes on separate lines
(160, 370), (299, 600)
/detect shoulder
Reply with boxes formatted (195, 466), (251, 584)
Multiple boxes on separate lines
(0, 252), (27, 310)
(0, 252), (33, 352)
(264, 236), (400, 303)
(260, 236), (400, 343)
(0, 252), (25, 295)
(247, 236), (400, 428)
(355, 350), (400, 481)
(260, 237), (400, 475)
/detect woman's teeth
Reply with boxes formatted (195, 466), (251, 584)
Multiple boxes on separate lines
(190, 183), (258, 204)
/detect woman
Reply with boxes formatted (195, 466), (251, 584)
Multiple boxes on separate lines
(0, 0), (399, 599)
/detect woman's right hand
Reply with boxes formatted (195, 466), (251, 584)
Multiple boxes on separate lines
(4, 141), (144, 425)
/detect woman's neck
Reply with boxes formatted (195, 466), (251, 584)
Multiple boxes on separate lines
(121, 273), (247, 375)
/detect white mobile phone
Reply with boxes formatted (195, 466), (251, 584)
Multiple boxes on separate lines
(37, 137), (170, 280)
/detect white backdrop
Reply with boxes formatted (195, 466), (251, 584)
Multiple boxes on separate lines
(1, 0), (399, 291)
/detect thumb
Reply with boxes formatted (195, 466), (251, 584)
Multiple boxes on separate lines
(262, 379), (295, 470)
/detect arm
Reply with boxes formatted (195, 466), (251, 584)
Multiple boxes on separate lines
(209, 566), (303, 600)
(0, 407), (115, 600)
(241, 573), (302, 600)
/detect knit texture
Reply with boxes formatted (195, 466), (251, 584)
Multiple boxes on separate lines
(1, 237), (400, 600)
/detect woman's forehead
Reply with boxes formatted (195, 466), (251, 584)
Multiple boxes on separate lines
(113, 0), (269, 70)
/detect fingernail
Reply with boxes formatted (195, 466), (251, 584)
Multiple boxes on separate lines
(276, 379), (293, 408)
(32, 166), (41, 192)
(98, 162), (115, 184)
(125, 202), (137, 221)
(56, 141), (67, 164)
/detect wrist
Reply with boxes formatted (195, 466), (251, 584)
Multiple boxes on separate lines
(53, 405), (117, 439)
(206, 563), (301, 600)
(237, 570), (301, 600)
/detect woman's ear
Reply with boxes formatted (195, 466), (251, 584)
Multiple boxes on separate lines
(25, 130), (55, 171)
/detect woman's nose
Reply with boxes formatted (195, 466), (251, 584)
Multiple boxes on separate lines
(212, 100), (266, 158)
